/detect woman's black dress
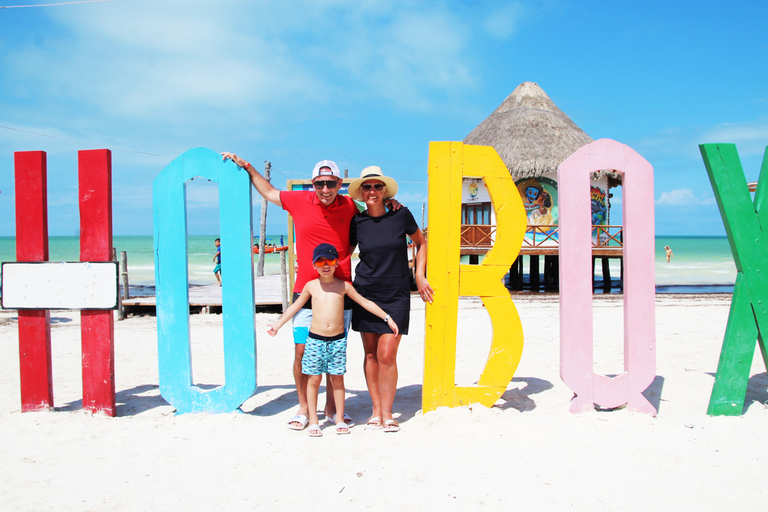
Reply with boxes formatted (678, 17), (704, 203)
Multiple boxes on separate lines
(350, 207), (419, 335)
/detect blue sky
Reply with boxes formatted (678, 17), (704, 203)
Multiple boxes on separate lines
(1, 0), (766, 237)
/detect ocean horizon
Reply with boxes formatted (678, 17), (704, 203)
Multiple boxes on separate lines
(0, 235), (736, 295)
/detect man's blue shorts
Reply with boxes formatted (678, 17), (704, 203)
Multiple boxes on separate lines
(292, 308), (352, 345)
(302, 331), (347, 376)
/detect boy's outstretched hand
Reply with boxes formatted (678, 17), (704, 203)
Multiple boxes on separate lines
(266, 325), (278, 337)
(386, 317), (399, 337)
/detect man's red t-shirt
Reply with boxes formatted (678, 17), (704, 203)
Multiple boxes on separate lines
(280, 190), (360, 293)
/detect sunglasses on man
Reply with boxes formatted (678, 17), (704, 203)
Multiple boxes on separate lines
(313, 180), (338, 190)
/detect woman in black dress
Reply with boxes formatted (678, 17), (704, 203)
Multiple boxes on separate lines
(349, 166), (433, 432)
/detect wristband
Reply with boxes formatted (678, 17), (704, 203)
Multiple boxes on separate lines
(384, 315), (390, 322)
(241, 161), (251, 170)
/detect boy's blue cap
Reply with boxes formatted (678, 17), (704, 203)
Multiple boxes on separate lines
(313, 243), (338, 263)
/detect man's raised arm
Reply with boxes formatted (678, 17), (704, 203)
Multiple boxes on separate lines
(221, 152), (282, 207)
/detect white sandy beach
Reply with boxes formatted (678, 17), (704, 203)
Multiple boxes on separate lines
(2, 293), (768, 511)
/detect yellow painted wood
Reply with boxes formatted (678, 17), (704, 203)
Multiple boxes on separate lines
(423, 142), (526, 412)
(477, 296), (524, 388)
(458, 265), (507, 296)
(424, 142), (463, 409)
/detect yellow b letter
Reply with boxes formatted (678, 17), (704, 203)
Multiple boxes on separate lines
(423, 142), (527, 412)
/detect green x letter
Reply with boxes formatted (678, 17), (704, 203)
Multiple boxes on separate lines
(700, 143), (768, 416)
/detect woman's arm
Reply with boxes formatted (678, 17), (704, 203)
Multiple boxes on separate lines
(410, 228), (434, 303)
(267, 288), (310, 336)
(345, 282), (399, 336)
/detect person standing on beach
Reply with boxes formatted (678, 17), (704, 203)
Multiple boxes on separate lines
(348, 166), (432, 432)
(267, 243), (398, 436)
(219, 152), (399, 430)
(212, 238), (221, 285)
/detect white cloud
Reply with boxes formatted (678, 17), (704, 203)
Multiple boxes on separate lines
(700, 119), (768, 156)
(2, 0), (484, 125)
(483, 2), (524, 39)
(656, 188), (716, 206)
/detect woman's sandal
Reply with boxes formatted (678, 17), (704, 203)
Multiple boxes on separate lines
(383, 419), (400, 433)
(366, 416), (383, 430)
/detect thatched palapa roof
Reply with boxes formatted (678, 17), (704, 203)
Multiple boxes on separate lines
(464, 81), (618, 181)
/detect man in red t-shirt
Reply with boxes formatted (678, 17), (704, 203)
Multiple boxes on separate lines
(221, 152), (359, 430)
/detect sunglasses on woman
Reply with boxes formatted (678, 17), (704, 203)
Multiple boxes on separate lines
(313, 258), (338, 268)
(313, 180), (338, 190)
(361, 183), (385, 192)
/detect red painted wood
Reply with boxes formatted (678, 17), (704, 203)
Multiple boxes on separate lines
(14, 151), (53, 411)
(79, 149), (113, 260)
(78, 149), (116, 416)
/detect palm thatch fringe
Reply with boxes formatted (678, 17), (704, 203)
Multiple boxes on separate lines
(463, 82), (620, 181)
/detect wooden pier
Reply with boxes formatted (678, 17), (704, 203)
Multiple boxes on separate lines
(121, 274), (286, 316)
(458, 224), (624, 292)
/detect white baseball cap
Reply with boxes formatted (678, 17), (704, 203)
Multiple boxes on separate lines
(312, 160), (341, 180)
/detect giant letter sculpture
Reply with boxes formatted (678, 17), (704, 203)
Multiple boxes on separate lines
(701, 143), (768, 416)
(153, 147), (257, 414)
(10, 150), (117, 415)
(558, 139), (657, 415)
(423, 141), (526, 412)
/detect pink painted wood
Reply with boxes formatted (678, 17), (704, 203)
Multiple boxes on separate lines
(78, 149), (116, 416)
(14, 151), (54, 412)
(558, 139), (657, 415)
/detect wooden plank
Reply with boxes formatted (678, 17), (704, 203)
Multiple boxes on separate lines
(78, 149), (116, 416)
(14, 150), (53, 412)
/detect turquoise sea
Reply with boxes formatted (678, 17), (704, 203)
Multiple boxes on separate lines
(0, 235), (737, 295)
(0, 235), (287, 296)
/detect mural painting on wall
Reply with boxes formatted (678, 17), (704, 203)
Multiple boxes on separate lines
(516, 177), (558, 243)
(591, 185), (609, 244)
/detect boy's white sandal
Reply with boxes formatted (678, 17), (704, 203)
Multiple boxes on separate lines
(308, 424), (323, 437)
(287, 414), (309, 430)
(325, 412), (355, 428)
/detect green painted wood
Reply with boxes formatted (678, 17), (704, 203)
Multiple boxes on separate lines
(707, 273), (757, 415)
(700, 143), (768, 416)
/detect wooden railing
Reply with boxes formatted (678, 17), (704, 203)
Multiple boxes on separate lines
(424, 224), (624, 249)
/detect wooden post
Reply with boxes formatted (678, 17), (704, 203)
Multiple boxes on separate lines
(544, 255), (559, 291)
(602, 257), (612, 292)
(257, 161), (271, 277)
(14, 150), (53, 412)
(114, 248), (124, 321)
(79, 149), (116, 416)
(280, 249), (288, 312)
(529, 255), (540, 290)
(120, 251), (129, 300)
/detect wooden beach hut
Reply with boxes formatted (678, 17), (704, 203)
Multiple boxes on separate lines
(462, 81), (623, 291)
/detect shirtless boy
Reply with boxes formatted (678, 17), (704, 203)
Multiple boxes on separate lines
(267, 243), (398, 437)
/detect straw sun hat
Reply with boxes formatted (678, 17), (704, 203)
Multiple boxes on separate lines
(348, 166), (399, 201)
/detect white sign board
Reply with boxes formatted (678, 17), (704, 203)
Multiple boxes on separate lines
(1, 262), (119, 310)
